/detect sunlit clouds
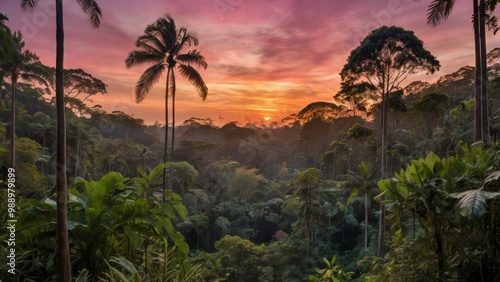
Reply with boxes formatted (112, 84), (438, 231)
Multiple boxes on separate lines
(2, 0), (500, 124)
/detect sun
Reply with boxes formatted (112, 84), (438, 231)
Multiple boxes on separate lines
(264, 117), (271, 121)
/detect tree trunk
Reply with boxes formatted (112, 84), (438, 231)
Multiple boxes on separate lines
(55, 1), (71, 281)
(9, 76), (16, 168)
(479, 0), (490, 147)
(0, 74), (5, 109)
(171, 70), (176, 160)
(169, 70), (176, 193)
(435, 231), (445, 280)
(378, 90), (388, 258)
(474, 0), (482, 142)
(365, 191), (369, 250)
(42, 133), (46, 174)
(74, 140), (79, 179)
(162, 68), (170, 203)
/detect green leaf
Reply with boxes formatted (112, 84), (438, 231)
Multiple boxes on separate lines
(67, 220), (85, 230)
(452, 190), (500, 219)
(176, 241), (189, 255)
(109, 257), (139, 277)
(173, 202), (188, 219)
(348, 189), (359, 204)
(484, 171), (500, 185)
(104, 261), (130, 282)
(424, 152), (439, 169)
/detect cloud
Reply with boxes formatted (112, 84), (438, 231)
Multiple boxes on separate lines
(2, 0), (500, 124)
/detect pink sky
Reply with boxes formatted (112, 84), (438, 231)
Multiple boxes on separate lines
(1, 0), (500, 125)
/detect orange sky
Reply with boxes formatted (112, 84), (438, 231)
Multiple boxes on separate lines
(2, 0), (500, 125)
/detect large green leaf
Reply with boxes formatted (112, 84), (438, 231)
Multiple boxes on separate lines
(452, 190), (500, 219)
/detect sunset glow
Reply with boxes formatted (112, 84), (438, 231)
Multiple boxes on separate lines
(2, 1), (500, 124)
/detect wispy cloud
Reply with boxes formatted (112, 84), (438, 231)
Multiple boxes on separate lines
(1, 0), (498, 124)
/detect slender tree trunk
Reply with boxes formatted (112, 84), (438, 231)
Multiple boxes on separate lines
(171, 70), (176, 160)
(0, 74), (5, 109)
(74, 140), (79, 179)
(169, 71), (176, 192)
(378, 90), (388, 258)
(42, 133), (46, 174)
(435, 230), (444, 280)
(305, 188), (311, 256)
(162, 68), (171, 203)
(479, 0), (490, 147)
(55, 1), (71, 281)
(9, 76), (16, 168)
(365, 191), (369, 250)
(474, 0), (482, 142)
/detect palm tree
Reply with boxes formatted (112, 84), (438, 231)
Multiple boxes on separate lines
(426, 0), (494, 146)
(346, 162), (378, 250)
(1, 32), (49, 169)
(0, 13), (13, 94)
(125, 14), (208, 199)
(32, 111), (55, 174)
(294, 168), (321, 256)
(20, 1), (102, 281)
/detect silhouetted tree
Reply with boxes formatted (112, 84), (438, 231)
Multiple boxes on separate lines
(339, 25), (440, 257)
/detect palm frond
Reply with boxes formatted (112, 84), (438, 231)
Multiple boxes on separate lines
(20, 0), (40, 10)
(12, 31), (26, 50)
(174, 29), (199, 55)
(135, 33), (166, 54)
(185, 32), (199, 47)
(486, 0), (498, 11)
(135, 39), (166, 58)
(76, 0), (102, 28)
(128, 14), (208, 105)
(148, 16), (176, 50)
(178, 64), (208, 101)
(158, 14), (175, 27)
(0, 29), (16, 60)
(427, 0), (456, 26)
(176, 27), (188, 47)
(125, 50), (163, 68)
(176, 50), (207, 69)
(135, 63), (165, 103)
(0, 13), (9, 23)
(156, 14), (176, 33)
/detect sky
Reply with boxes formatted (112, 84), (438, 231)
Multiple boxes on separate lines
(1, 0), (500, 125)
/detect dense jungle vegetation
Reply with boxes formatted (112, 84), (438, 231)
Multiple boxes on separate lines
(2, 2), (500, 281)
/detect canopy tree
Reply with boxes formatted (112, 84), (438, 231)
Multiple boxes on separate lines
(339, 25), (440, 257)
(126, 14), (208, 199)
(426, 0), (499, 146)
(47, 68), (107, 115)
(20, 1), (103, 280)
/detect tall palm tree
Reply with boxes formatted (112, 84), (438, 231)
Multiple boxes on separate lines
(20, 1), (102, 281)
(346, 162), (378, 250)
(1, 32), (49, 169)
(427, 0), (494, 146)
(125, 14), (208, 199)
(0, 13), (15, 107)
